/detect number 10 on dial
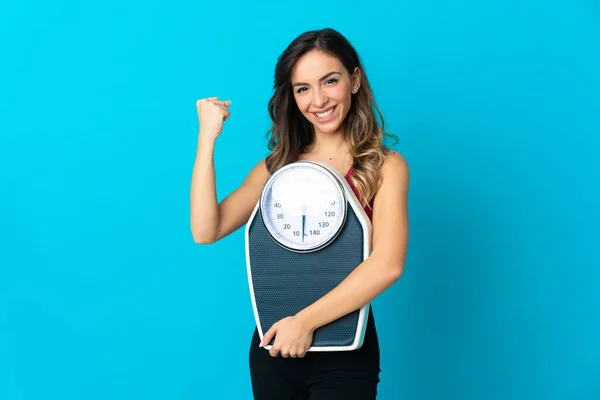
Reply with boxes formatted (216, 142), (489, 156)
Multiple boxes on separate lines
(260, 162), (348, 252)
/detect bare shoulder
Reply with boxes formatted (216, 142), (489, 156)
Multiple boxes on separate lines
(380, 150), (410, 189)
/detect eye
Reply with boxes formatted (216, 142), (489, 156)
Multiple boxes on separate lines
(296, 87), (308, 94)
(325, 78), (338, 85)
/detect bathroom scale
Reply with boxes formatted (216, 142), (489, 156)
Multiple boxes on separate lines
(245, 160), (372, 351)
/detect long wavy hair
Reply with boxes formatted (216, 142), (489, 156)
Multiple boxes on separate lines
(264, 28), (398, 207)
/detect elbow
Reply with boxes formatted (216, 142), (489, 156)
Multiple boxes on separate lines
(193, 235), (215, 245)
(191, 228), (217, 245)
(383, 256), (405, 284)
(388, 263), (404, 283)
(370, 251), (405, 285)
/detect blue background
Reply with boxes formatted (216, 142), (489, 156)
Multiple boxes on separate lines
(1, 1), (599, 399)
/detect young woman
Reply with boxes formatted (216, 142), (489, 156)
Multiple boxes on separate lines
(190, 28), (409, 400)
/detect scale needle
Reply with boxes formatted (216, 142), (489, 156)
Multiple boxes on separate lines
(301, 204), (307, 242)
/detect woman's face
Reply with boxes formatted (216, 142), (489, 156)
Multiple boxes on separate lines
(291, 50), (360, 135)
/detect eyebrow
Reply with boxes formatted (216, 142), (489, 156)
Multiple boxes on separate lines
(292, 71), (342, 87)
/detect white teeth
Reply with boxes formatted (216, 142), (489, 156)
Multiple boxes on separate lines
(316, 107), (335, 118)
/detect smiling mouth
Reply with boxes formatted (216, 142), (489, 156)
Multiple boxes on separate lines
(312, 105), (336, 118)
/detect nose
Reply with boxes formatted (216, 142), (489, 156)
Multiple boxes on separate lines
(313, 88), (328, 109)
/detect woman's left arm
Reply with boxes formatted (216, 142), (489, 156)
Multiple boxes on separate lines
(261, 152), (410, 356)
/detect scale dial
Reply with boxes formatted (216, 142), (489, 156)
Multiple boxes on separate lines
(260, 161), (347, 252)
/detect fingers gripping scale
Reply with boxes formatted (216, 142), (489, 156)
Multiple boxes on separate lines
(245, 161), (372, 351)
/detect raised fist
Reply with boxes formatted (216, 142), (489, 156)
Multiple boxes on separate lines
(196, 97), (231, 140)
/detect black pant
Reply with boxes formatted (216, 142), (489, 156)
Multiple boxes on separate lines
(249, 308), (381, 399)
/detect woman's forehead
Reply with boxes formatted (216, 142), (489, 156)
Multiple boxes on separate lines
(291, 51), (344, 81)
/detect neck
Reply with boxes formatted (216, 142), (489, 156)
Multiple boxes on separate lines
(309, 128), (348, 154)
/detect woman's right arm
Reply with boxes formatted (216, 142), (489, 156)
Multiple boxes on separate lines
(190, 97), (270, 244)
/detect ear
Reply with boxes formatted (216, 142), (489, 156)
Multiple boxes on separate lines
(351, 67), (361, 93)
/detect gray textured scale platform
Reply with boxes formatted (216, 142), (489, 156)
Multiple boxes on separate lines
(245, 160), (372, 352)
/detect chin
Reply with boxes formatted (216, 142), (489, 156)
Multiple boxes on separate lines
(314, 123), (342, 134)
